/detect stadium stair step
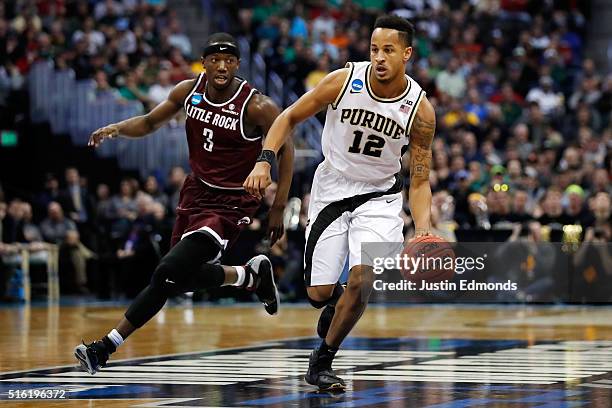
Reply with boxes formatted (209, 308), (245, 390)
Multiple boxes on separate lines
(587, 0), (612, 72)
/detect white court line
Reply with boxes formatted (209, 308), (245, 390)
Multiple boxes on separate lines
(348, 375), (555, 384)
(354, 370), (584, 381)
(0, 377), (234, 385)
(50, 372), (277, 379)
(103, 366), (305, 374)
(0, 335), (314, 376)
(388, 365), (604, 375)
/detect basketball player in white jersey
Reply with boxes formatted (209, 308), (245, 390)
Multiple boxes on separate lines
(244, 15), (435, 390)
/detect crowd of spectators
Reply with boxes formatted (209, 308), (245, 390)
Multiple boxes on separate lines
(0, 0), (195, 118)
(0, 166), (309, 300)
(0, 168), (179, 299)
(0, 1), (611, 301)
(1, 158), (610, 302)
(225, 0), (610, 241)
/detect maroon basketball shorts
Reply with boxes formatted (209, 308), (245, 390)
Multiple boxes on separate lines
(171, 174), (261, 254)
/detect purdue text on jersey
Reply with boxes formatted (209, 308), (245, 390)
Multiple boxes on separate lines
(339, 108), (405, 140)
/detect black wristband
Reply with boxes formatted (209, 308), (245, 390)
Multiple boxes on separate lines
(256, 149), (276, 166)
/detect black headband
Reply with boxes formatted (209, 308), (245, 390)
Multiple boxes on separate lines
(203, 42), (240, 59)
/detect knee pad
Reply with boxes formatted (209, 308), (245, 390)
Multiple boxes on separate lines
(308, 282), (345, 309)
(151, 261), (179, 294)
(307, 293), (330, 309)
(151, 232), (221, 291)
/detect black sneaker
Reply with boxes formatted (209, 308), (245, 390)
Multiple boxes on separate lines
(304, 349), (346, 391)
(246, 255), (279, 315)
(74, 340), (110, 375)
(317, 305), (335, 339)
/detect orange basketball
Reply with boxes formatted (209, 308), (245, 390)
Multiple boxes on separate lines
(400, 235), (455, 283)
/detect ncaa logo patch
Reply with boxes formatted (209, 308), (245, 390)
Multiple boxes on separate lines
(191, 94), (203, 105)
(351, 79), (363, 93)
(237, 216), (251, 226)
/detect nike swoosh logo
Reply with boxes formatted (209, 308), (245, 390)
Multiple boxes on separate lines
(386, 198), (398, 203)
(165, 278), (175, 284)
(220, 47), (227, 50)
(350, 90), (361, 94)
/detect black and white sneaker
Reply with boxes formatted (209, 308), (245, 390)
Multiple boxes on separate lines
(304, 348), (346, 391)
(74, 340), (110, 375)
(245, 255), (279, 315)
(317, 304), (335, 339)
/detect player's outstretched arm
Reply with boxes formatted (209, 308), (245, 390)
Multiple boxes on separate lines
(246, 94), (295, 244)
(408, 96), (435, 237)
(243, 68), (349, 197)
(88, 80), (195, 147)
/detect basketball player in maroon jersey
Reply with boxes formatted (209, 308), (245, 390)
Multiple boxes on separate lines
(74, 33), (294, 375)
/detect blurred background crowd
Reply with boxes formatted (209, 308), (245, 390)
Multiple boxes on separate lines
(0, 0), (610, 302)
(0, 0), (195, 118)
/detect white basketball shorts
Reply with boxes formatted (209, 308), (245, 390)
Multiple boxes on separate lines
(304, 161), (404, 286)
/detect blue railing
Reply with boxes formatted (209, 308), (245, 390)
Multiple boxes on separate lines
(27, 57), (323, 177)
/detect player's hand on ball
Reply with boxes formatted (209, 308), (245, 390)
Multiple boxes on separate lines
(408, 230), (444, 244)
(243, 162), (272, 199)
(88, 124), (119, 147)
(266, 205), (285, 246)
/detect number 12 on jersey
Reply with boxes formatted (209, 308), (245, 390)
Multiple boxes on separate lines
(202, 128), (214, 152)
(348, 130), (385, 157)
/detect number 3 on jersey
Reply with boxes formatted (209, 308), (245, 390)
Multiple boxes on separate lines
(348, 130), (385, 157)
(202, 128), (214, 152)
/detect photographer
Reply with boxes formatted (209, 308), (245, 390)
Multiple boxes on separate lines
(493, 221), (559, 302)
(573, 226), (612, 302)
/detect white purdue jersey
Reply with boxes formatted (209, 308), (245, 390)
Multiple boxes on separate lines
(306, 62), (425, 284)
(321, 61), (425, 185)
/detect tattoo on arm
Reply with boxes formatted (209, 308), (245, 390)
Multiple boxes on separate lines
(409, 105), (435, 183)
(412, 109), (436, 136)
(410, 145), (431, 181)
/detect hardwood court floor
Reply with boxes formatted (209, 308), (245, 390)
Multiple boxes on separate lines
(1, 303), (612, 407)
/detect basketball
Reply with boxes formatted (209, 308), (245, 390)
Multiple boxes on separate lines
(400, 235), (455, 283)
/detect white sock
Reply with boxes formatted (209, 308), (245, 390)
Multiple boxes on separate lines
(107, 329), (124, 348)
(231, 266), (246, 287)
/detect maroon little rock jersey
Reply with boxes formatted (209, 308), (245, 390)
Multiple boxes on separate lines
(183, 73), (262, 189)
(170, 74), (263, 250)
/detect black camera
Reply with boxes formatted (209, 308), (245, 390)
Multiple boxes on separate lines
(593, 228), (605, 240)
